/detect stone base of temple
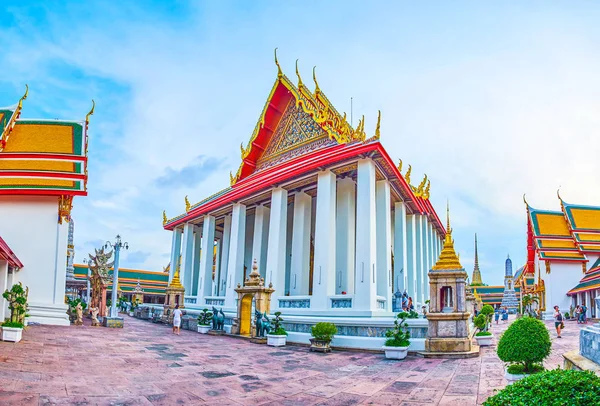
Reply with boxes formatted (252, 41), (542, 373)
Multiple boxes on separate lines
(417, 345), (480, 359)
(563, 350), (600, 375)
(102, 316), (124, 328)
(26, 302), (70, 326)
(424, 337), (473, 353)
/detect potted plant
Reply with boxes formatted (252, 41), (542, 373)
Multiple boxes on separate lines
(310, 322), (337, 353)
(474, 304), (494, 346)
(267, 312), (287, 347)
(382, 311), (411, 360)
(1, 282), (28, 343)
(497, 316), (550, 381)
(129, 298), (139, 316)
(197, 308), (213, 334)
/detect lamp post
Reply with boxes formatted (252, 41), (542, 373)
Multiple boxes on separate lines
(105, 235), (129, 318)
(82, 258), (92, 306)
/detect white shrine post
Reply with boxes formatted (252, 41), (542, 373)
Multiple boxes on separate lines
(224, 203), (247, 310)
(218, 215), (232, 297)
(376, 179), (392, 311)
(180, 223), (195, 293)
(393, 201), (408, 294)
(252, 205), (270, 279)
(354, 159), (377, 311)
(266, 187), (288, 308)
(312, 170), (337, 310)
(290, 192), (312, 296)
(406, 214), (417, 302)
(169, 228), (182, 282)
(198, 215), (216, 306)
(415, 215), (424, 306)
(336, 177), (356, 295)
(191, 227), (202, 296)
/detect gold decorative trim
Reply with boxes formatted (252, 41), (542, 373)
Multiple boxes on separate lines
(58, 195), (73, 224)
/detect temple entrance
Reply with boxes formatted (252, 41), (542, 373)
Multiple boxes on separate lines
(240, 294), (253, 336)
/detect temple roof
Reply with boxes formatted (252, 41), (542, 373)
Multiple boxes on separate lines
(568, 267), (600, 295)
(0, 87), (92, 196)
(0, 235), (23, 269)
(431, 204), (462, 271)
(73, 264), (168, 295)
(165, 53), (446, 235)
(527, 204), (585, 261)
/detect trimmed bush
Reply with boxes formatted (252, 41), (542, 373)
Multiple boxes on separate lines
(483, 369), (600, 406)
(476, 331), (492, 337)
(384, 312), (411, 347)
(270, 311), (287, 336)
(497, 316), (550, 373)
(311, 322), (337, 342)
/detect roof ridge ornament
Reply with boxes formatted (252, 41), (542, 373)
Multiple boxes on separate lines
(312, 66), (320, 93)
(185, 195), (191, 212)
(18, 84), (28, 109)
(85, 99), (95, 125)
(405, 164), (412, 185)
(274, 48), (282, 79)
(423, 180), (431, 199)
(295, 59), (303, 88)
(397, 159), (403, 173)
(163, 210), (168, 226)
(374, 110), (381, 139)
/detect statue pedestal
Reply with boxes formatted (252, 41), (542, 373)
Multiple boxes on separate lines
(250, 337), (267, 345)
(209, 330), (225, 336)
(580, 324), (600, 365)
(102, 316), (124, 328)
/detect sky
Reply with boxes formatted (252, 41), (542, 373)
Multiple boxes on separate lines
(1, 1), (599, 286)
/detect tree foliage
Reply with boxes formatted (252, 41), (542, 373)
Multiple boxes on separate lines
(497, 316), (550, 373)
(385, 311), (411, 347)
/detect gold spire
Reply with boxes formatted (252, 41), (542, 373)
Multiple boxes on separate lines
(274, 48), (282, 78)
(471, 233), (483, 284)
(169, 256), (184, 288)
(295, 59), (303, 88)
(313, 66), (321, 93)
(185, 195), (191, 212)
(162, 210), (167, 226)
(432, 202), (463, 270)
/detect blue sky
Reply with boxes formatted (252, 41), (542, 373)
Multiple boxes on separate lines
(1, 1), (599, 285)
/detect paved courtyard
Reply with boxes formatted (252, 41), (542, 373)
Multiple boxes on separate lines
(0, 315), (587, 406)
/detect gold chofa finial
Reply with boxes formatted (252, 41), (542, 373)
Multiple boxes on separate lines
(313, 66), (320, 93)
(523, 194), (529, 207)
(416, 174), (427, 196)
(85, 99), (95, 124)
(397, 159), (403, 173)
(423, 180), (431, 199)
(375, 110), (381, 139)
(162, 210), (168, 226)
(274, 48), (282, 78)
(295, 59), (303, 87)
(18, 84), (28, 108)
(230, 171), (236, 186)
(405, 164), (412, 185)
(185, 196), (191, 212)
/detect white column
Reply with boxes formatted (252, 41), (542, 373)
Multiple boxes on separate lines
(266, 188), (289, 307)
(213, 239), (221, 295)
(406, 215), (417, 301)
(422, 217), (430, 302)
(252, 205), (270, 278)
(586, 291), (593, 318)
(354, 159), (377, 311)
(180, 223), (195, 294)
(312, 170), (337, 310)
(336, 177), (356, 295)
(224, 204), (247, 309)
(219, 215), (232, 296)
(191, 227), (202, 296)
(198, 215), (216, 305)
(0, 261), (7, 321)
(169, 228), (182, 283)
(415, 215), (424, 306)
(393, 201), (408, 294)
(291, 192), (312, 296)
(376, 179), (392, 311)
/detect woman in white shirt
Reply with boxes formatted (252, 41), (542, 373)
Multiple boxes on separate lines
(172, 304), (183, 335)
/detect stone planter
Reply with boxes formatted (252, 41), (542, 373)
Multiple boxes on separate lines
(128, 312), (134, 317)
(267, 334), (287, 347)
(382, 345), (409, 360)
(1, 327), (23, 343)
(475, 333), (494, 346)
(198, 325), (211, 334)
(309, 338), (332, 353)
(504, 369), (529, 382)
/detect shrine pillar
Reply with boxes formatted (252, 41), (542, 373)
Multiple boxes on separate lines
(415, 215), (424, 306)
(376, 179), (392, 311)
(191, 227), (202, 296)
(406, 215), (418, 302)
(252, 205), (270, 279)
(219, 215), (232, 296)
(224, 203), (247, 310)
(393, 201), (408, 294)
(355, 159), (377, 311)
(312, 170), (337, 310)
(181, 223), (195, 294)
(422, 216), (431, 302)
(198, 215), (216, 305)
(266, 187), (288, 308)
(336, 177), (356, 295)
(169, 228), (182, 283)
(291, 192), (312, 296)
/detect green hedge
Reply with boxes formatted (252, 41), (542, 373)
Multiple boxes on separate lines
(497, 316), (550, 373)
(484, 369), (600, 405)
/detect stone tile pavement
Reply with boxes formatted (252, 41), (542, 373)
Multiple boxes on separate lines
(0, 315), (587, 405)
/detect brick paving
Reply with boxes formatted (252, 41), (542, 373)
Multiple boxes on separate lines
(0, 315), (587, 406)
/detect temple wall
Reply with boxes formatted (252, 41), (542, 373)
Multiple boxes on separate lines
(541, 258), (583, 319)
(0, 195), (70, 325)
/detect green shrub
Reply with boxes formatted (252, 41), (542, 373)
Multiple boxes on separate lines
(407, 310), (419, 319)
(507, 364), (543, 375)
(385, 312), (411, 347)
(475, 331), (492, 337)
(1, 321), (24, 328)
(3, 283), (28, 325)
(483, 369), (600, 406)
(474, 314), (487, 332)
(311, 322), (337, 342)
(197, 308), (213, 326)
(270, 311), (287, 336)
(497, 316), (550, 373)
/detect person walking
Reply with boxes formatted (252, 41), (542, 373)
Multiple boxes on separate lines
(575, 305), (582, 324)
(172, 304), (183, 335)
(408, 297), (413, 311)
(553, 305), (563, 338)
(494, 307), (500, 325)
(501, 307), (509, 322)
(581, 304), (588, 324)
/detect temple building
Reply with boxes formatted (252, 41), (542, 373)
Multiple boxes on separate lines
(0, 88), (92, 325)
(471, 234), (483, 285)
(500, 255), (519, 312)
(525, 193), (600, 320)
(162, 55), (445, 346)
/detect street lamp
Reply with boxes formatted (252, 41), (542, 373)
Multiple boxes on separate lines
(82, 257), (92, 306)
(105, 235), (129, 318)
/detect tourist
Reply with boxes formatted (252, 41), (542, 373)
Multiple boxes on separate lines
(421, 305), (427, 319)
(172, 304), (182, 335)
(402, 292), (408, 311)
(581, 304), (587, 323)
(502, 307), (509, 322)
(575, 305), (582, 324)
(553, 305), (563, 338)
(494, 307), (500, 325)
(408, 297), (414, 311)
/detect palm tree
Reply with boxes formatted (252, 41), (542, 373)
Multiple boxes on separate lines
(521, 294), (539, 317)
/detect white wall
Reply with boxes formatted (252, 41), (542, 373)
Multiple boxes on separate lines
(0, 196), (70, 325)
(541, 259), (584, 320)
